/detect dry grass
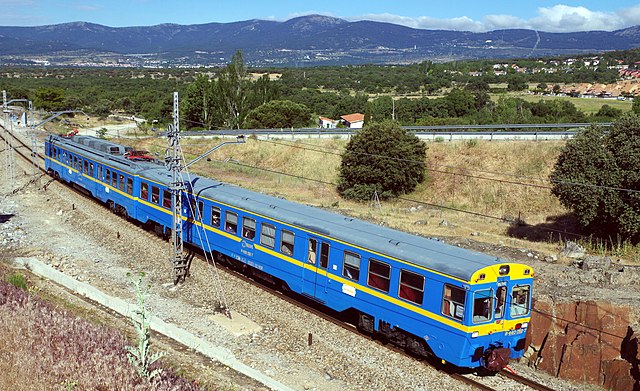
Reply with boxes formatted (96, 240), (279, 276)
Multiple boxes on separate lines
(134, 136), (573, 256)
(130, 134), (640, 261)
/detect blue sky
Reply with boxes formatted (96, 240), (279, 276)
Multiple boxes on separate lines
(2, 1), (640, 32)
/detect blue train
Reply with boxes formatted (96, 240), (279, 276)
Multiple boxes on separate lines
(44, 133), (534, 371)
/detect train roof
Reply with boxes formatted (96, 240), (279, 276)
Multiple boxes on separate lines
(187, 176), (508, 282)
(49, 134), (513, 282)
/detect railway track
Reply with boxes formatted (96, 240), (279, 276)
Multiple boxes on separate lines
(0, 123), (557, 391)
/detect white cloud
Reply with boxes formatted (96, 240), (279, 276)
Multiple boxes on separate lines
(617, 5), (640, 28)
(528, 5), (623, 32)
(355, 13), (483, 32)
(354, 5), (640, 33)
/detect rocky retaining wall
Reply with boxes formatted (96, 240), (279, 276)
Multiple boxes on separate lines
(525, 297), (639, 391)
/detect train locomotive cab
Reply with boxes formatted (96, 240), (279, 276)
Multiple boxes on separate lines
(441, 263), (533, 371)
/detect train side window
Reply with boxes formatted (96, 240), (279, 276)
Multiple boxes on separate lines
(211, 206), (221, 227)
(111, 171), (118, 188)
(399, 270), (424, 305)
(443, 285), (466, 321)
(73, 156), (77, 170)
(495, 286), (507, 319)
(140, 182), (149, 201)
(319, 242), (330, 269)
(90, 163), (94, 176)
(280, 230), (294, 256)
(307, 239), (317, 264)
(342, 251), (360, 281)
(510, 285), (530, 317)
(225, 211), (238, 234)
(260, 223), (275, 248)
(242, 217), (256, 240)
(105, 169), (111, 184)
(151, 186), (160, 204)
(367, 259), (390, 293)
(162, 189), (171, 208)
(126, 177), (133, 195)
(119, 175), (125, 191)
(472, 289), (493, 324)
(83, 160), (88, 174)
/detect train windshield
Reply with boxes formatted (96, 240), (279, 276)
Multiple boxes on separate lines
(510, 285), (531, 317)
(472, 289), (493, 324)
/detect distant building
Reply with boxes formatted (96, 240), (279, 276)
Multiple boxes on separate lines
(340, 113), (365, 129)
(318, 116), (338, 128)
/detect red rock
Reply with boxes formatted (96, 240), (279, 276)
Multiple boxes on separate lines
(529, 298), (553, 349)
(557, 331), (602, 383)
(602, 360), (636, 391)
(530, 298), (635, 389)
(537, 333), (566, 375)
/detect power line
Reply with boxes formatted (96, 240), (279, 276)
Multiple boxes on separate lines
(256, 138), (640, 195)
(529, 306), (627, 340)
(219, 158), (587, 239)
(130, 138), (588, 237)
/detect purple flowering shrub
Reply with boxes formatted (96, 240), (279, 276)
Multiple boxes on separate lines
(0, 271), (202, 390)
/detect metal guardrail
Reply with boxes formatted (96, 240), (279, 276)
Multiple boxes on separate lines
(166, 123), (610, 141)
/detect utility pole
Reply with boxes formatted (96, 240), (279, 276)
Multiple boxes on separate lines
(165, 92), (245, 285)
(166, 92), (190, 284)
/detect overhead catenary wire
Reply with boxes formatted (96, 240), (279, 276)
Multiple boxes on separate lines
(160, 153), (631, 341)
(112, 137), (632, 342)
(120, 130), (635, 344)
(255, 138), (640, 195)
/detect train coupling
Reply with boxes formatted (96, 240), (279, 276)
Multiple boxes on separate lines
(483, 347), (511, 372)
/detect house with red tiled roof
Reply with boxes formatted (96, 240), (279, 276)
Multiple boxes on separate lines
(318, 116), (338, 128)
(340, 113), (365, 129)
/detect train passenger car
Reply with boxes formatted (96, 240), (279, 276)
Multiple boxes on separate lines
(44, 134), (534, 371)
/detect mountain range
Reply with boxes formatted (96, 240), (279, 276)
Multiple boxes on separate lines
(1, 15), (640, 66)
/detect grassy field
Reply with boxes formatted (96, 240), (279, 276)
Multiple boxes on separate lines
(497, 92), (633, 115)
(135, 136), (599, 259)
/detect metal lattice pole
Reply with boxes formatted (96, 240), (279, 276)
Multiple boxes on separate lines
(31, 130), (39, 176)
(167, 92), (189, 284)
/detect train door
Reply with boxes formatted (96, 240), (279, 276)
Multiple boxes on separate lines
(302, 237), (330, 301)
(494, 281), (508, 331)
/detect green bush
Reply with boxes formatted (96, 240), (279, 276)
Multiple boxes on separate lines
(550, 113), (640, 243)
(337, 121), (427, 201)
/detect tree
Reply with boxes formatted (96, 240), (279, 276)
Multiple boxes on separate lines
(365, 96), (394, 123)
(217, 50), (250, 129)
(550, 113), (640, 243)
(245, 100), (312, 129)
(594, 104), (622, 120)
(183, 75), (217, 129)
(337, 121), (427, 201)
(506, 74), (528, 92)
(632, 97), (640, 115)
(34, 87), (66, 111)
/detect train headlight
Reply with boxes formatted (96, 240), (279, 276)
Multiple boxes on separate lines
(521, 322), (529, 329)
(499, 265), (510, 275)
(471, 331), (479, 338)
